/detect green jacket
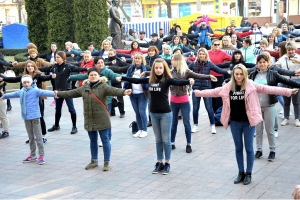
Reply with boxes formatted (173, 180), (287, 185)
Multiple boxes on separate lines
(57, 78), (125, 131)
(68, 67), (120, 104)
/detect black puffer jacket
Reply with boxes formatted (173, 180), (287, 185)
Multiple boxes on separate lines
(39, 62), (87, 91)
(189, 60), (228, 90)
(145, 54), (161, 68)
(0, 54), (12, 73)
(249, 68), (300, 105)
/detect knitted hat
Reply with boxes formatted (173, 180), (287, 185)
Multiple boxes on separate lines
(21, 75), (33, 84)
(27, 43), (37, 50)
(28, 48), (38, 54)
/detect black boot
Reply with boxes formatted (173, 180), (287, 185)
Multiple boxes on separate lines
(243, 172), (252, 185)
(7, 99), (12, 111)
(234, 172), (245, 184)
(70, 113), (77, 134)
(147, 115), (152, 127)
(48, 113), (61, 132)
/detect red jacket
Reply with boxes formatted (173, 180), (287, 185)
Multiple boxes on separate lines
(116, 48), (148, 56)
(194, 80), (293, 129)
(208, 50), (231, 76)
(78, 58), (94, 86)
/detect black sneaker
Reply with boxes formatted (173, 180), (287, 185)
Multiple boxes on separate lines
(152, 162), (164, 174)
(0, 131), (9, 139)
(186, 145), (192, 153)
(162, 163), (170, 175)
(25, 140), (29, 144)
(268, 152), (275, 162)
(147, 121), (152, 127)
(120, 113), (125, 118)
(71, 127), (78, 134)
(48, 125), (60, 132)
(254, 151), (263, 159)
(43, 138), (47, 143)
(172, 144), (176, 150)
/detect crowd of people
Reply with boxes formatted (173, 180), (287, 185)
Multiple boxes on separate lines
(0, 15), (300, 187)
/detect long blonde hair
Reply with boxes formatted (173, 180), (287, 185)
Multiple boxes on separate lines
(230, 64), (248, 92)
(196, 48), (210, 62)
(149, 58), (172, 84)
(172, 54), (189, 76)
(132, 53), (146, 65)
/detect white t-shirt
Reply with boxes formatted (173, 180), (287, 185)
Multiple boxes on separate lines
(131, 69), (143, 94)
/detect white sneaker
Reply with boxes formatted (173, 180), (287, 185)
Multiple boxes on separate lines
(274, 131), (278, 138)
(139, 130), (148, 138)
(211, 126), (217, 134)
(191, 125), (198, 133)
(99, 141), (103, 147)
(133, 130), (142, 138)
(295, 119), (300, 127)
(281, 119), (289, 126)
(279, 109), (283, 114)
(290, 111), (293, 116)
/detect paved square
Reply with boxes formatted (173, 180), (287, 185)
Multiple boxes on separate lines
(0, 95), (299, 199)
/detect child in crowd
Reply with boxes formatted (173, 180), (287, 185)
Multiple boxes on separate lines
(1, 75), (55, 165)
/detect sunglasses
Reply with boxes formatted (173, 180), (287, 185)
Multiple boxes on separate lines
(213, 44), (220, 46)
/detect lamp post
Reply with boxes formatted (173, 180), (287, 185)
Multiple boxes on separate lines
(12, 0), (22, 23)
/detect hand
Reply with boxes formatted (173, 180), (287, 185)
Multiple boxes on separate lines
(121, 57), (126, 62)
(54, 90), (59, 98)
(121, 39), (125, 43)
(52, 73), (56, 79)
(191, 31), (194, 34)
(295, 69), (300, 76)
(189, 78), (195, 85)
(115, 77), (122, 82)
(291, 88), (299, 95)
(0, 77), (3, 81)
(222, 81), (227, 86)
(12, 61), (18, 66)
(124, 89), (132, 96)
(206, 32), (210, 36)
(210, 75), (217, 82)
(190, 52), (194, 56)
(290, 58), (300, 64)
(197, 44), (200, 47)
(80, 53), (84, 56)
(228, 70), (232, 75)
(112, 60), (117, 64)
(140, 72), (146, 78)
(131, 55), (134, 59)
(198, 33), (202, 36)
(71, 54), (75, 57)
(292, 185), (300, 199)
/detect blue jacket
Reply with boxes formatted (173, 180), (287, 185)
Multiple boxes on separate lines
(194, 27), (213, 47)
(189, 60), (228, 90)
(145, 54), (161, 68)
(2, 85), (54, 120)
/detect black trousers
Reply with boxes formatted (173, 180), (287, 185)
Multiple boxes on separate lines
(111, 82), (125, 115)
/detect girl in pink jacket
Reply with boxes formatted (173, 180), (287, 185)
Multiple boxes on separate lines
(194, 64), (298, 185)
(194, 15), (217, 27)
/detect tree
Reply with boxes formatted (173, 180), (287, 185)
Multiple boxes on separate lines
(25, 0), (48, 52)
(237, 0), (244, 17)
(73, 0), (109, 50)
(162, 0), (171, 18)
(46, 0), (75, 50)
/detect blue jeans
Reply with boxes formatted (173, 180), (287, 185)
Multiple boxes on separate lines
(107, 103), (112, 140)
(230, 120), (255, 173)
(130, 93), (148, 131)
(55, 97), (76, 114)
(88, 128), (111, 162)
(150, 112), (172, 161)
(277, 83), (284, 107)
(192, 92), (215, 125)
(170, 102), (191, 144)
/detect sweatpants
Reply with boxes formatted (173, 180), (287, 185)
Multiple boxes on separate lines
(256, 105), (276, 152)
(0, 100), (9, 131)
(25, 118), (44, 157)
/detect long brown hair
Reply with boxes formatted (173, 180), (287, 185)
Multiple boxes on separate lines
(149, 58), (172, 84)
(23, 60), (42, 77)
